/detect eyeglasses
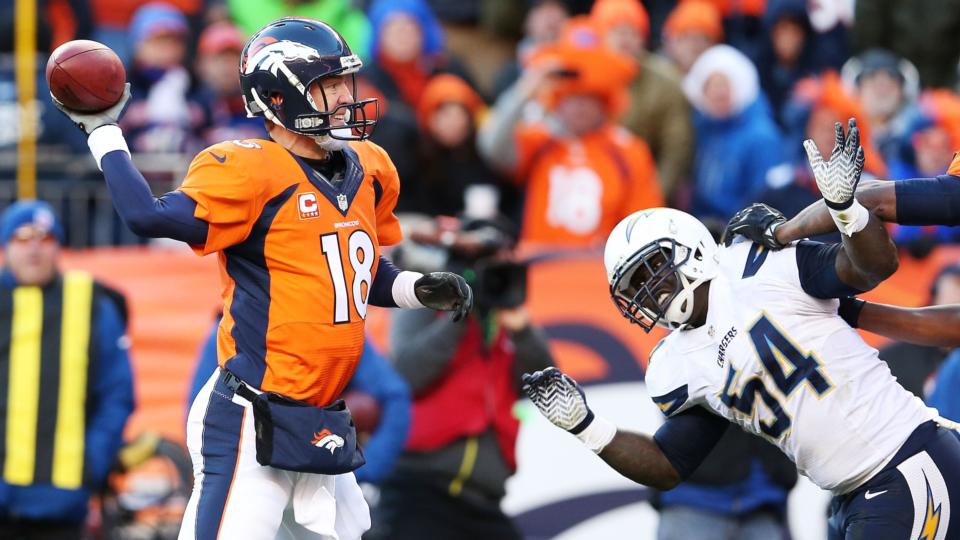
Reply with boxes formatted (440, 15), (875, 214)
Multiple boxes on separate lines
(10, 226), (56, 244)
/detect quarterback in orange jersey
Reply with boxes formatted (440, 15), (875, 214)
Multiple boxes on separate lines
(53, 17), (471, 540)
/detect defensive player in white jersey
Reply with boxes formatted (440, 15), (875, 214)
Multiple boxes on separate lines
(522, 121), (960, 539)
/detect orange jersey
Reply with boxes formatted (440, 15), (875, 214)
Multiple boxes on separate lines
(178, 138), (402, 406)
(515, 124), (664, 247)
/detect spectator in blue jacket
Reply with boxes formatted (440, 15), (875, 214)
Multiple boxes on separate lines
(0, 201), (135, 538)
(189, 318), (411, 485)
(683, 44), (788, 224)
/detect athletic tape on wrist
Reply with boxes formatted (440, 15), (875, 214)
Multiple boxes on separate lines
(575, 415), (617, 454)
(393, 271), (425, 309)
(827, 198), (869, 236)
(87, 125), (130, 171)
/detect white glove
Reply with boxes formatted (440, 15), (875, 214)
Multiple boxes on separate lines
(521, 367), (616, 453)
(51, 83), (131, 135)
(803, 118), (869, 235)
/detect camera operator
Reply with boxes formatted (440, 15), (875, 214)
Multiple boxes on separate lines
(372, 215), (554, 540)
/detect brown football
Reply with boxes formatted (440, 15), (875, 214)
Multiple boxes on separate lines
(46, 40), (126, 112)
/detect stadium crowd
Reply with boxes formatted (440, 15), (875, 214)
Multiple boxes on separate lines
(3, 0), (960, 538)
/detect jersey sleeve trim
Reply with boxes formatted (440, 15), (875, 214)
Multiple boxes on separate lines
(653, 407), (730, 480)
(651, 384), (690, 418)
(794, 240), (864, 299)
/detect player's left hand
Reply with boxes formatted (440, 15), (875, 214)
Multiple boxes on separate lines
(415, 272), (473, 322)
(804, 118), (866, 210)
(51, 82), (131, 135)
(721, 203), (787, 249)
(521, 367), (594, 433)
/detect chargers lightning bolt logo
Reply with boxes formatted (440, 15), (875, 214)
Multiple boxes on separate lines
(919, 472), (942, 540)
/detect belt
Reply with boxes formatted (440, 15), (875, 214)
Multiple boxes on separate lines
(220, 369), (259, 402)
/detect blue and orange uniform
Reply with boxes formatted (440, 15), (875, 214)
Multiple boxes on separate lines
(178, 138), (402, 406)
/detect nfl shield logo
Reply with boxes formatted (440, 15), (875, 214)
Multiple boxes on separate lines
(337, 194), (348, 211)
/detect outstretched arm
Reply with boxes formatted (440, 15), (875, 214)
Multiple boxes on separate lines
(521, 368), (728, 490)
(54, 85), (209, 244)
(803, 121), (898, 291)
(774, 180), (895, 245)
(840, 298), (960, 348)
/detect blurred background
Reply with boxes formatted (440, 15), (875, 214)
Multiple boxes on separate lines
(4, 0), (960, 538)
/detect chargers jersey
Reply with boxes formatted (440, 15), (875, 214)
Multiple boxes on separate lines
(178, 138), (402, 407)
(646, 238), (937, 494)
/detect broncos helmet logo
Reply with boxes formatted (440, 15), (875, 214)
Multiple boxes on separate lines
(243, 40), (322, 76)
(310, 429), (345, 454)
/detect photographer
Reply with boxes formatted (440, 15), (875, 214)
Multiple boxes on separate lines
(372, 215), (554, 540)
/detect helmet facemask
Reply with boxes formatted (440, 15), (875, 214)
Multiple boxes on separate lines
(249, 70), (378, 143)
(609, 238), (708, 332)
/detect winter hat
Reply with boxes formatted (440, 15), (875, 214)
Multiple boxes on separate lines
(591, 0), (650, 38)
(664, 0), (723, 41)
(0, 201), (64, 245)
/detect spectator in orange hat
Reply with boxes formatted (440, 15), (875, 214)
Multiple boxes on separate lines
(479, 17), (663, 248)
(662, 0), (723, 75)
(194, 21), (267, 147)
(591, 0), (693, 204)
(396, 74), (511, 218)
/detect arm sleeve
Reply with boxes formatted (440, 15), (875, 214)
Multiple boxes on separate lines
(177, 149), (259, 255)
(100, 151), (209, 245)
(652, 407), (731, 481)
(349, 343), (412, 484)
(389, 308), (468, 394)
(369, 256), (400, 308)
(84, 297), (135, 488)
(895, 176), (960, 226)
(795, 240), (865, 299)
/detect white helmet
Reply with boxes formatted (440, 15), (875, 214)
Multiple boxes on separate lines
(604, 208), (719, 332)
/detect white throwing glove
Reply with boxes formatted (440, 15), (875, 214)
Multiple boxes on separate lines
(521, 367), (616, 453)
(803, 117), (869, 236)
(51, 82), (131, 135)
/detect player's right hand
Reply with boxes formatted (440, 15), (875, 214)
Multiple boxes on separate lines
(721, 203), (787, 249)
(51, 82), (131, 135)
(804, 117), (866, 210)
(414, 272), (473, 322)
(522, 367), (595, 433)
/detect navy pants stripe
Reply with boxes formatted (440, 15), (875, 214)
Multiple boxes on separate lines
(194, 378), (245, 539)
(829, 422), (960, 540)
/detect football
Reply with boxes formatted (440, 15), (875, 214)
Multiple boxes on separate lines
(46, 39), (126, 112)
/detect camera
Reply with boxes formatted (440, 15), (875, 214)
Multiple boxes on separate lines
(397, 214), (528, 309)
(474, 259), (528, 309)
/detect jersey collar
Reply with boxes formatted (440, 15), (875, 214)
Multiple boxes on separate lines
(287, 147), (365, 217)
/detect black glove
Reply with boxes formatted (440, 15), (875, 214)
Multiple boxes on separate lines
(721, 203), (788, 249)
(838, 296), (865, 328)
(521, 367), (594, 433)
(51, 83), (131, 135)
(414, 272), (473, 322)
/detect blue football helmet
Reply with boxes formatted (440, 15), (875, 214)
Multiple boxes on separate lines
(239, 17), (377, 140)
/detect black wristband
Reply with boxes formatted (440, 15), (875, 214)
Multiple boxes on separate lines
(838, 297), (866, 328)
